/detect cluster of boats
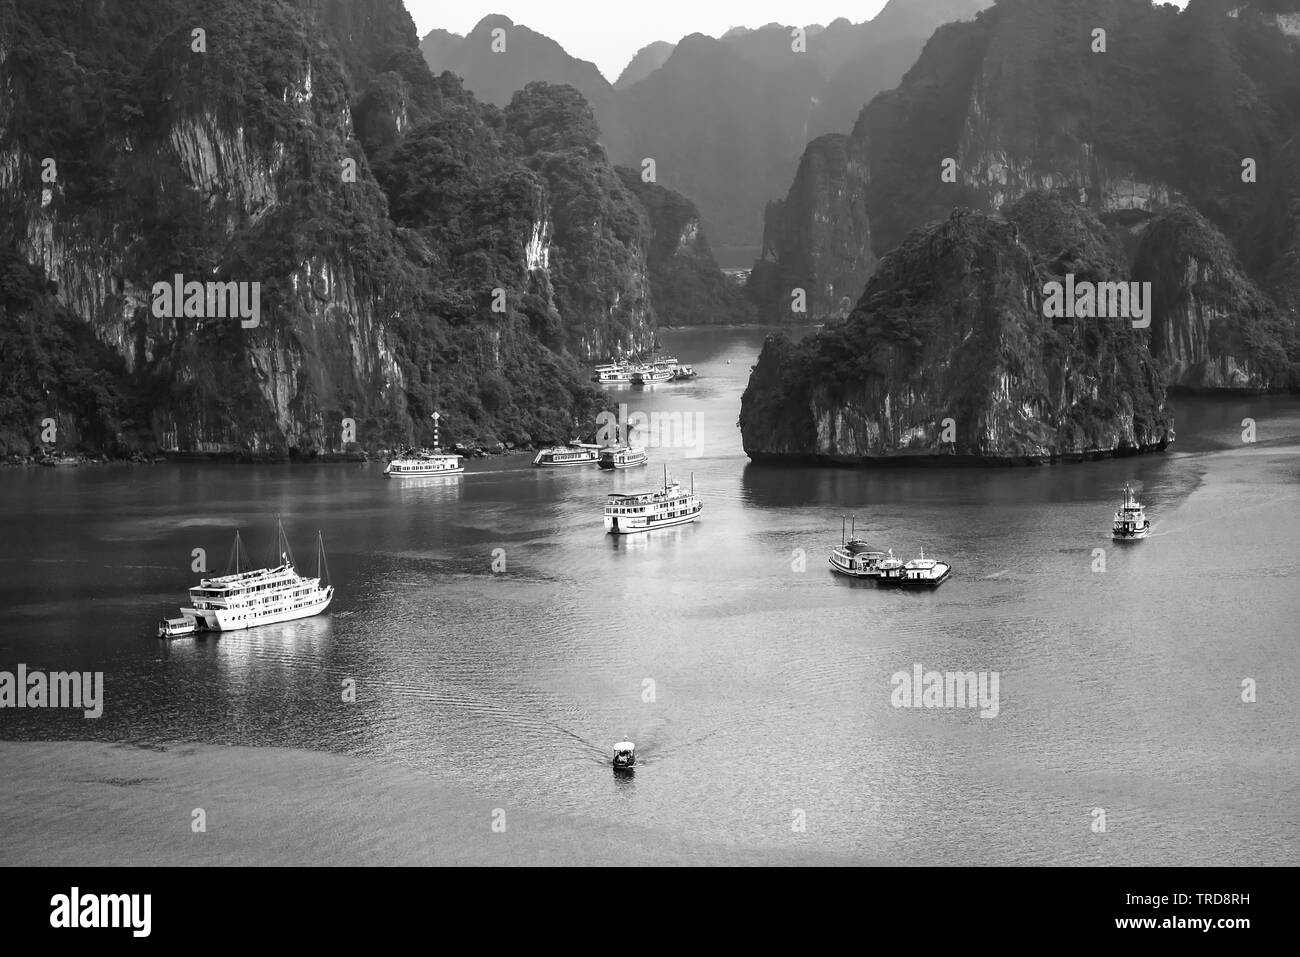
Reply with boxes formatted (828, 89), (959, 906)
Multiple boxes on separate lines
(532, 440), (648, 470)
(828, 519), (952, 588)
(593, 354), (696, 385)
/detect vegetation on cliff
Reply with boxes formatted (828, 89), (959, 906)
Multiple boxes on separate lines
(740, 196), (1172, 463)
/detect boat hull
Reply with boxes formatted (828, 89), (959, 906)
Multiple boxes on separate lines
(828, 557), (882, 579)
(597, 459), (647, 470)
(385, 467), (464, 477)
(605, 509), (701, 534)
(183, 588), (333, 632)
(1112, 525), (1151, 541)
(897, 564), (952, 588)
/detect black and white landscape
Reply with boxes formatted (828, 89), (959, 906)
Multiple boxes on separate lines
(1, 0), (1298, 880)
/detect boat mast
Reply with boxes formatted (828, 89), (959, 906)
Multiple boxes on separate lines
(316, 531), (330, 586)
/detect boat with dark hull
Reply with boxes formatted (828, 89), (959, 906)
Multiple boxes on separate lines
(532, 442), (600, 467)
(897, 549), (951, 588)
(829, 517), (887, 579)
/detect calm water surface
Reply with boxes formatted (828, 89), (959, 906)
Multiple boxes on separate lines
(2, 326), (1298, 864)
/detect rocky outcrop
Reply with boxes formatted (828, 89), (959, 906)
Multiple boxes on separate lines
(750, 0), (1300, 394)
(0, 0), (708, 458)
(613, 41), (676, 90)
(1135, 206), (1296, 391)
(747, 133), (874, 323)
(740, 198), (1173, 464)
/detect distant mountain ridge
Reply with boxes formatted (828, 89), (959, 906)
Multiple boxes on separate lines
(418, 1), (994, 246)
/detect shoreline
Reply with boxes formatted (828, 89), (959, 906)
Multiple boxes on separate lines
(0, 741), (864, 866)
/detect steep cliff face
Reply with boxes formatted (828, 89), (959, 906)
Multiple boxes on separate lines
(1135, 206), (1296, 391)
(0, 0), (411, 455)
(752, 0), (1300, 392)
(748, 133), (874, 323)
(615, 168), (754, 326)
(740, 197), (1173, 464)
(613, 41), (676, 91)
(0, 0), (683, 457)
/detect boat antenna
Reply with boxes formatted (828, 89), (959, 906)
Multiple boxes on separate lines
(691, 472), (694, 495)
(842, 515), (846, 545)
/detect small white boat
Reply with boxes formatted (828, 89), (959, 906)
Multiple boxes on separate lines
(598, 446), (648, 470)
(384, 448), (464, 476)
(875, 549), (907, 586)
(533, 442), (600, 467)
(604, 469), (702, 534)
(671, 365), (697, 381)
(1112, 484), (1151, 540)
(613, 741), (635, 770)
(157, 615), (197, 639)
(829, 517), (887, 578)
(898, 548), (951, 588)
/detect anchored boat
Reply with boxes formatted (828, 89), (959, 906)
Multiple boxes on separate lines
(898, 548), (952, 588)
(157, 615), (197, 639)
(829, 517), (887, 578)
(604, 468), (702, 534)
(1112, 484), (1151, 540)
(533, 442), (601, 467)
(875, 549), (907, 586)
(178, 520), (334, 632)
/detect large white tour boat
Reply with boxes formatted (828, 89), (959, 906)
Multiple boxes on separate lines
(179, 522), (334, 632)
(604, 470), (702, 534)
(1112, 484), (1151, 540)
(384, 447), (464, 476)
(533, 442), (601, 467)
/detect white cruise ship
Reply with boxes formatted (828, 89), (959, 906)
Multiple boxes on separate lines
(604, 471), (702, 534)
(384, 447), (464, 476)
(533, 442), (601, 467)
(180, 523), (333, 632)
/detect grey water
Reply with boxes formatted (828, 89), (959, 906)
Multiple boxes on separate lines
(1, 326), (1298, 865)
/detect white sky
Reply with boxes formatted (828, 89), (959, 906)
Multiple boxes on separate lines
(405, 1), (1192, 82)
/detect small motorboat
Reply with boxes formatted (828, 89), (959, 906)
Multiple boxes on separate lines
(612, 741), (635, 771)
(157, 615), (198, 639)
(1112, 484), (1151, 540)
(671, 365), (697, 381)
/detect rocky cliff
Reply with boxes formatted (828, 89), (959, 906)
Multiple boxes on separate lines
(740, 196), (1173, 464)
(751, 0), (1300, 391)
(0, 0), (692, 458)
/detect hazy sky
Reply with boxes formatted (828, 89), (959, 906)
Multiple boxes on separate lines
(405, 0), (1192, 83)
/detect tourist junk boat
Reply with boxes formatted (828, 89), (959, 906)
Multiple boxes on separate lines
(899, 548), (951, 588)
(384, 447), (464, 477)
(157, 615), (197, 639)
(178, 521), (334, 632)
(829, 517), (888, 579)
(1112, 484), (1151, 540)
(612, 741), (636, 771)
(604, 468), (702, 534)
(532, 441), (601, 467)
(594, 362), (637, 384)
(598, 445), (648, 470)
(630, 365), (674, 385)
